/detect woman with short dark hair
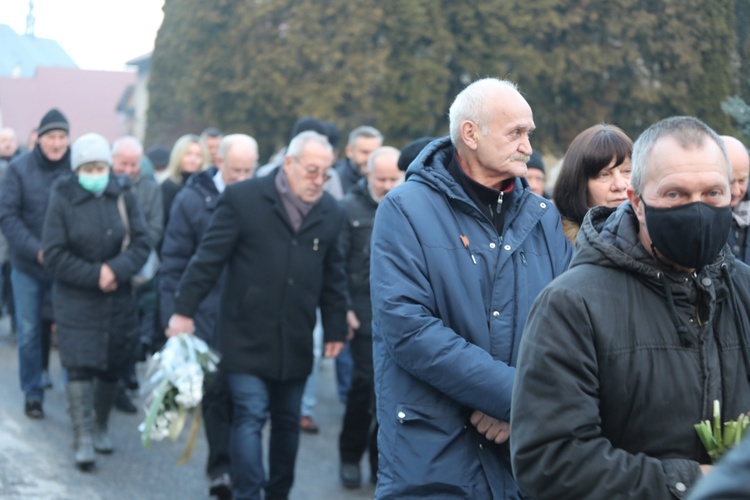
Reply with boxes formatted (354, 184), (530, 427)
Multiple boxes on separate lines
(553, 124), (633, 243)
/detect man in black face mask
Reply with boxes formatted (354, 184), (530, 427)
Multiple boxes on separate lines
(511, 116), (750, 500)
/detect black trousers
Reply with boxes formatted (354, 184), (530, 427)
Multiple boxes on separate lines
(338, 333), (378, 475)
(203, 367), (233, 477)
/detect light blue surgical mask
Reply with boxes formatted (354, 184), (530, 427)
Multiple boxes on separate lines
(78, 171), (110, 193)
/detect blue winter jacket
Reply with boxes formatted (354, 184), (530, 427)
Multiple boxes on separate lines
(0, 146), (71, 280)
(370, 137), (572, 499)
(159, 167), (224, 345)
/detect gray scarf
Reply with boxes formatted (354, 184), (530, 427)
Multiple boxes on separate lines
(275, 168), (316, 232)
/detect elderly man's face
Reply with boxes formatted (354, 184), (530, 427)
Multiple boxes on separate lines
(112, 148), (142, 180)
(38, 130), (69, 162)
(473, 88), (535, 184)
(219, 144), (258, 185)
(283, 141), (334, 204)
(367, 152), (404, 201)
(0, 130), (17, 157)
(628, 136), (730, 251)
(526, 168), (546, 196)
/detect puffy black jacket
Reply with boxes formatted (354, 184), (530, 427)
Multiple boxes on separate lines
(42, 173), (150, 370)
(159, 167), (223, 344)
(339, 177), (377, 336)
(511, 203), (750, 499)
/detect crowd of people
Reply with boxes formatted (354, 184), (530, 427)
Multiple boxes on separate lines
(0, 73), (749, 500)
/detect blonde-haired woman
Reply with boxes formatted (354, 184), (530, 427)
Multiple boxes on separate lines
(160, 134), (209, 228)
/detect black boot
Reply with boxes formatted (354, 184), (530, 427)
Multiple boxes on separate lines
(93, 380), (118, 453)
(66, 381), (95, 470)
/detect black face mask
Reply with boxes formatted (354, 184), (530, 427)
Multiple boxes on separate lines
(642, 199), (732, 270)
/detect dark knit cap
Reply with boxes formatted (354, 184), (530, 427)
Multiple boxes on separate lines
(290, 117), (328, 142)
(146, 145), (170, 169)
(527, 150), (545, 173)
(398, 137), (435, 171)
(38, 108), (69, 137)
(322, 121), (340, 150)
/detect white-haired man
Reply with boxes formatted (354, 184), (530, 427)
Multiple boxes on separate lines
(160, 133), (257, 498)
(166, 131), (347, 500)
(369, 78), (572, 498)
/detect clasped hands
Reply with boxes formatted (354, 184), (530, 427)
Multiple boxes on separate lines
(470, 410), (510, 444)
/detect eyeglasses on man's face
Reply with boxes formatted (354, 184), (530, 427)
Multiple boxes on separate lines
(293, 157), (331, 182)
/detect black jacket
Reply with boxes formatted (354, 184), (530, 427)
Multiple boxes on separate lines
(159, 167), (223, 344)
(42, 174), (151, 370)
(334, 158), (363, 194)
(0, 146), (71, 280)
(172, 171), (348, 380)
(339, 178), (377, 336)
(511, 203), (750, 499)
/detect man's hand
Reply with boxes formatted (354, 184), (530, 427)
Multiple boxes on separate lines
(346, 310), (360, 341)
(36, 249), (44, 265)
(700, 464), (713, 476)
(470, 410), (510, 444)
(324, 341), (344, 358)
(99, 263), (118, 292)
(166, 314), (195, 337)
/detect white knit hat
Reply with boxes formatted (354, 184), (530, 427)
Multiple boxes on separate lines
(71, 133), (111, 171)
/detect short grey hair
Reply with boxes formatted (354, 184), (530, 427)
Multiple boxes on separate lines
(0, 127), (16, 139)
(111, 136), (143, 156)
(630, 116), (731, 195)
(449, 78), (519, 147)
(287, 131), (332, 159)
(366, 146), (401, 172)
(347, 126), (383, 148)
(218, 134), (258, 159)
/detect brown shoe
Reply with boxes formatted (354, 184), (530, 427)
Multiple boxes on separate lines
(300, 415), (319, 434)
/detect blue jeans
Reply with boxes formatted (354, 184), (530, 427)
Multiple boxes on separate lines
(335, 342), (353, 403)
(300, 311), (323, 416)
(226, 372), (306, 500)
(11, 268), (53, 403)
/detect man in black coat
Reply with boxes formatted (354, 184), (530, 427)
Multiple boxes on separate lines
(338, 146), (403, 489)
(167, 131), (347, 500)
(0, 109), (71, 419)
(160, 133), (258, 499)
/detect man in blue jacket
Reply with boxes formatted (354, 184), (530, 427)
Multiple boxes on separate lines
(370, 78), (572, 498)
(0, 109), (71, 419)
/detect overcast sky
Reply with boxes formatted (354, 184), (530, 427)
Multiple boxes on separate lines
(1, 0), (165, 71)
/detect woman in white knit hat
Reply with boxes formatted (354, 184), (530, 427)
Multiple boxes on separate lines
(41, 133), (150, 470)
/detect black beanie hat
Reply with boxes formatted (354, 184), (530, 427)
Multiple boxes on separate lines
(398, 137), (435, 171)
(38, 108), (69, 137)
(290, 117), (328, 142)
(527, 150), (545, 173)
(146, 145), (170, 169)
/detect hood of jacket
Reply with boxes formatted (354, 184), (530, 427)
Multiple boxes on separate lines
(185, 166), (220, 207)
(575, 202), (741, 348)
(405, 136), (534, 222)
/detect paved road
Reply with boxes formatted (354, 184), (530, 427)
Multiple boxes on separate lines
(0, 317), (375, 499)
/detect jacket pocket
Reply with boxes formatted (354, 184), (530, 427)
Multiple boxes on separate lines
(391, 402), (469, 496)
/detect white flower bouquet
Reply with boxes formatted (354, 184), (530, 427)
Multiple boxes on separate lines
(138, 333), (219, 463)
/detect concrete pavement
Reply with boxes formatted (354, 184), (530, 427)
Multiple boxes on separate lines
(0, 317), (375, 499)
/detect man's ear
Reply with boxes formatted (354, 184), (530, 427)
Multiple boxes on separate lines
(461, 121), (479, 151)
(627, 185), (647, 224)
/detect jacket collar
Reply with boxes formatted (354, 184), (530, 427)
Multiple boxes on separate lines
(260, 170), (331, 233)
